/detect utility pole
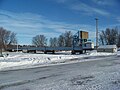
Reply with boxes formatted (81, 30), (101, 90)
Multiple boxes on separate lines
(0, 32), (3, 57)
(95, 18), (98, 49)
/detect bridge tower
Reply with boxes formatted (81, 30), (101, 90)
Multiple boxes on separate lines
(72, 31), (88, 54)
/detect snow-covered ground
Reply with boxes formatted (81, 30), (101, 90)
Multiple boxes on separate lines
(0, 50), (117, 71)
(0, 54), (120, 90)
(0, 51), (120, 90)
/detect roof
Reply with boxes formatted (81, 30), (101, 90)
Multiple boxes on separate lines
(98, 45), (117, 49)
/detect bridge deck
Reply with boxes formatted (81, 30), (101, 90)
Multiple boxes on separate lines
(7, 46), (93, 54)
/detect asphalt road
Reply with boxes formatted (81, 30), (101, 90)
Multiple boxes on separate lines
(0, 55), (120, 90)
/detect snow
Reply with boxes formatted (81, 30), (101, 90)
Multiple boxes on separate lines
(0, 51), (120, 90)
(0, 50), (117, 71)
(98, 45), (117, 49)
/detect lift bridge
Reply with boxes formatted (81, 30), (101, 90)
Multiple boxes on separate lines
(7, 31), (94, 54)
(72, 31), (94, 54)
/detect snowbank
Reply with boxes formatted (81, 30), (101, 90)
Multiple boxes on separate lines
(0, 51), (117, 70)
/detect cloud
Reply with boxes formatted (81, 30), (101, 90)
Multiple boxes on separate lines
(71, 3), (110, 16)
(54, 0), (68, 3)
(54, 0), (110, 16)
(116, 17), (120, 23)
(0, 10), (96, 44)
(92, 0), (117, 6)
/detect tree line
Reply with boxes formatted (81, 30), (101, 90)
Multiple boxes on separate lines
(1, 26), (120, 54)
(32, 27), (120, 47)
(32, 31), (73, 47)
(99, 27), (120, 47)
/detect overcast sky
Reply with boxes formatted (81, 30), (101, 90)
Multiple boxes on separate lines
(0, 0), (120, 44)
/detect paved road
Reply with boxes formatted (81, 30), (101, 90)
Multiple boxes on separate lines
(0, 55), (120, 90)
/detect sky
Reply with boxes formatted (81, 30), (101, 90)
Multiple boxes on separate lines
(0, 0), (120, 45)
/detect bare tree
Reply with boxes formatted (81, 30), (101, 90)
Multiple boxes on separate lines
(64, 31), (73, 47)
(0, 28), (3, 56)
(0, 27), (17, 56)
(57, 31), (73, 47)
(116, 27), (120, 47)
(49, 37), (58, 47)
(8, 32), (17, 45)
(32, 35), (47, 47)
(58, 34), (65, 47)
(99, 27), (119, 45)
(117, 34), (120, 47)
(99, 32), (104, 45)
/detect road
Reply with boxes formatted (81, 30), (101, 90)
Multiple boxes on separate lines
(0, 55), (120, 90)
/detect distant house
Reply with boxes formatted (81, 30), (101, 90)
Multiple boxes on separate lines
(97, 45), (117, 53)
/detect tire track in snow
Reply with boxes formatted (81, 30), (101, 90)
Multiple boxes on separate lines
(0, 74), (62, 89)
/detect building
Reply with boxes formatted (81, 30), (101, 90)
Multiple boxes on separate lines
(97, 45), (117, 53)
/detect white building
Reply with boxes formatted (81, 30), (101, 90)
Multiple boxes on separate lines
(97, 45), (117, 53)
